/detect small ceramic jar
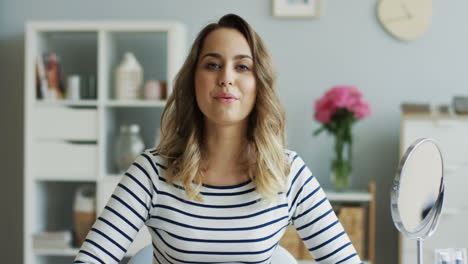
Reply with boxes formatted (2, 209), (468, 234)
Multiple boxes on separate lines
(143, 80), (162, 100)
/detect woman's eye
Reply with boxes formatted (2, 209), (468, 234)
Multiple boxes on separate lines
(206, 62), (221, 70)
(237, 64), (250, 71)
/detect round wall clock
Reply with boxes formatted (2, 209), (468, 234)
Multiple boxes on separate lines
(377, 0), (432, 41)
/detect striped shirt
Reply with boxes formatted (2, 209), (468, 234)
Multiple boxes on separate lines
(74, 149), (362, 264)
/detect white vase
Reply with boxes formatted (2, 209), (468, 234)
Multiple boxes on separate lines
(115, 52), (143, 100)
(114, 124), (145, 173)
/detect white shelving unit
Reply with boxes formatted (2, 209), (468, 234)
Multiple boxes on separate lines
(23, 20), (186, 264)
(399, 113), (468, 264)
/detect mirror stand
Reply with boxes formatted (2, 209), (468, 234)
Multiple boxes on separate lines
(417, 238), (423, 264)
(391, 138), (445, 264)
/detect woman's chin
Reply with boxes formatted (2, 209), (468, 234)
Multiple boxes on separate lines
(207, 117), (248, 127)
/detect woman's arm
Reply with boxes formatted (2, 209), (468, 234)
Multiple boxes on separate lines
(288, 153), (362, 264)
(74, 151), (156, 264)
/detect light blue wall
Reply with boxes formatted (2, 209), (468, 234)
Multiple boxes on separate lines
(2, 0), (467, 263)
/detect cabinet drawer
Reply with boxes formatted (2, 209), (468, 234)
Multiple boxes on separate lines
(443, 166), (468, 209)
(401, 212), (468, 264)
(431, 211), (468, 247)
(32, 141), (97, 180)
(402, 119), (468, 165)
(401, 247), (437, 264)
(33, 107), (98, 141)
(401, 118), (468, 264)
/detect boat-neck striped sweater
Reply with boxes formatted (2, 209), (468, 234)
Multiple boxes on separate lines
(74, 149), (362, 264)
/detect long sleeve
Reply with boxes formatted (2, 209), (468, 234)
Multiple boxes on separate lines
(74, 151), (156, 264)
(287, 152), (362, 264)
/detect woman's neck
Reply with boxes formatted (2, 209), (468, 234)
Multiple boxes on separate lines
(201, 119), (251, 184)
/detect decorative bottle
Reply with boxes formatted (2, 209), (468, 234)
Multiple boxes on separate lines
(73, 184), (96, 247)
(115, 52), (143, 100)
(114, 124), (145, 173)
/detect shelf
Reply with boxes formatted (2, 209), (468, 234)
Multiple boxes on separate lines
(325, 190), (372, 202)
(105, 99), (166, 107)
(34, 248), (79, 256)
(104, 107), (161, 175)
(34, 182), (96, 231)
(34, 31), (98, 102)
(35, 99), (98, 107)
(25, 20), (186, 264)
(402, 112), (468, 120)
(104, 31), (168, 100)
(28, 20), (184, 32)
(34, 175), (97, 182)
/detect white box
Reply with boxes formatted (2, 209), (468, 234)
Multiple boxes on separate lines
(34, 107), (98, 141)
(33, 141), (97, 180)
(402, 119), (468, 165)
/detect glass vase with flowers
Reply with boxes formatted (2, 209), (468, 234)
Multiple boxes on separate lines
(314, 86), (371, 191)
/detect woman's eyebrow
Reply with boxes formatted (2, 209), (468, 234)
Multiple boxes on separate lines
(201, 53), (253, 60)
(234, 54), (253, 60)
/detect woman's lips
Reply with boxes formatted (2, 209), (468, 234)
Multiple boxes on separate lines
(214, 92), (238, 104)
(215, 97), (238, 104)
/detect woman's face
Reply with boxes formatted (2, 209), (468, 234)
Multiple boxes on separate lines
(194, 28), (256, 127)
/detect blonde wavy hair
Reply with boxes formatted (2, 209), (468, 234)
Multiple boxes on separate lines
(156, 14), (290, 201)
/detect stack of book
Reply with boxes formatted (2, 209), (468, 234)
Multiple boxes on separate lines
(32, 230), (72, 249)
(36, 51), (63, 100)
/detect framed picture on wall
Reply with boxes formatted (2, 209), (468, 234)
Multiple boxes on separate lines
(273, 0), (320, 18)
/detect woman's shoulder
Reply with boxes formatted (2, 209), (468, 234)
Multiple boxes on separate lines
(284, 149), (302, 166)
(141, 148), (168, 164)
(131, 148), (168, 177)
(284, 149), (312, 177)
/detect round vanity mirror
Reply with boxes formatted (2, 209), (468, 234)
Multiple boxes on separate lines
(391, 138), (445, 264)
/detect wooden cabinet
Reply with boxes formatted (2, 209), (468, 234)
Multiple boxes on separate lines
(23, 20), (186, 264)
(279, 183), (376, 264)
(399, 113), (468, 264)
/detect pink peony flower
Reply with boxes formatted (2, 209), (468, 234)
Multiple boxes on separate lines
(315, 109), (333, 124)
(349, 100), (371, 119)
(314, 95), (336, 123)
(314, 85), (370, 124)
(325, 86), (362, 109)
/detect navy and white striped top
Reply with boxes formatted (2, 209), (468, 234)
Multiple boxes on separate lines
(74, 149), (361, 264)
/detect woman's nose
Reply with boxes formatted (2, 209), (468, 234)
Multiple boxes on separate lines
(219, 80), (233, 87)
(218, 68), (234, 87)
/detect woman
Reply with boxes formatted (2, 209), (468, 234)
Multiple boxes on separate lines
(75, 14), (362, 264)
